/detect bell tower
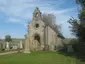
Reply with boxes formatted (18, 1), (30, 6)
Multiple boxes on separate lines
(32, 7), (42, 20)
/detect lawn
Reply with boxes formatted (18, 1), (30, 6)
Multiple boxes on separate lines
(0, 49), (18, 53)
(0, 51), (84, 64)
(0, 50), (9, 53)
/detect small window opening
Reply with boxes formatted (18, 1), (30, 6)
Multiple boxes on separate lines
(35, 24), (39, 28)
(35, 13), (38, 17)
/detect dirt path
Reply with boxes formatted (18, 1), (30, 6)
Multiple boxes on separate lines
(0, 51), (18, 55)
(0, 50), (24, 55)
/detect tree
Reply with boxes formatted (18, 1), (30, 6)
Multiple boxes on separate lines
(42, 13), (60, 33)
(5, 35), (12, 42)
(76, 0), (85, 9)
(42, 13), (55, 26)
(68, 0), (85, 56)
(5, 35), (12, 50)
(68, 0), (85, 42)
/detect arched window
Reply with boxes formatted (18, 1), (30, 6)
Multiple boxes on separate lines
(35, 13), (38, 17)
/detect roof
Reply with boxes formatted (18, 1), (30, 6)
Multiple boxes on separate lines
(57, 32), (65, 39)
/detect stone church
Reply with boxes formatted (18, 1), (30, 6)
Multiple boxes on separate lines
(24, 7), (65, 53)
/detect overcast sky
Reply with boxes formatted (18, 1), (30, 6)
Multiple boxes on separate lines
(0, 0), (78, 39)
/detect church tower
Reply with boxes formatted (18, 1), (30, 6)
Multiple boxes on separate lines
(32, 7), (42, 20)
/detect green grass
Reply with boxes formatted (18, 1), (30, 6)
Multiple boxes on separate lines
(0, 50), (9, 53)
(0, 50), (17, 53)
(0, 51), (83, 64)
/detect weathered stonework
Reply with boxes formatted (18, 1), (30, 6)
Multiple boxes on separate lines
(24, 7), (64, 53)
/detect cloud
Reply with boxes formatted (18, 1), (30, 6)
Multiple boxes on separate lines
(0, 0), (69, 24)
(0, 0), (77, 38)
(0, 0), (71, 21)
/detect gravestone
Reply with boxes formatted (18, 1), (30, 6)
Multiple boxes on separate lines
(6, 42), (9, 50)
(67, 45), (74, 52)
(20, 41), (23, 49)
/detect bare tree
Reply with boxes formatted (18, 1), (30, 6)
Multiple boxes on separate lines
(42, 13), (56, 26)
(42, 13), (59, 33)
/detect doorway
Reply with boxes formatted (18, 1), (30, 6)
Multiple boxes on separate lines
(34, 34), (40, 43)
(34, 34), (41, 50)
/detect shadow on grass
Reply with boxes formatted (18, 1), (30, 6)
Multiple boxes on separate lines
(57, 48), (85, 62)
(57, 49), (76, 57)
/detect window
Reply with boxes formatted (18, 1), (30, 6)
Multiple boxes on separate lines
(36, 13), (38, 17)
(35, 13), (38, 17)
(35, 24), (39, 28)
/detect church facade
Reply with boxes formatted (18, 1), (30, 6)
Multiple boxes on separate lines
(24, 7), (64, 53)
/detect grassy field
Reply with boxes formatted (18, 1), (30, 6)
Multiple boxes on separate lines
(0, 50), (9, 53)
(0, 51), (84, 64)
(0, 49), (18, 53)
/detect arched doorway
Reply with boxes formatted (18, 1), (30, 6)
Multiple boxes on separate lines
(34, 35), (40, 43)
(33, 34), (41, 50)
